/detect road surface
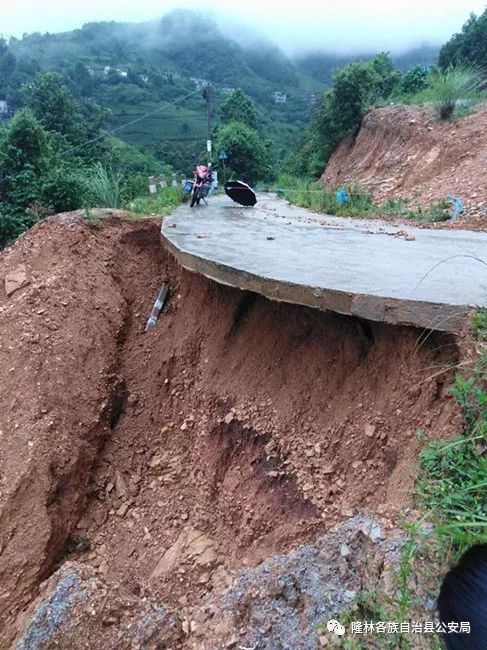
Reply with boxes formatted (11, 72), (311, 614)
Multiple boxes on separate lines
(161, 194), (487, 332)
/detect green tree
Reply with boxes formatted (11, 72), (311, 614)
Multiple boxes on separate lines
(69, 62), (94, 97)
(220, 90), (258, 129)
(27, 72), (85, 144)
(0, 109), (52, 246)
(439, 10), (487, 69)
(27, 71), (111, 163)
(0, 108), (49, 175)
(328, 62), (380, 137)
(0, 39), (16, 96)
(370, 53), (402, 98)
(292, 60), (383, 176)
(214, 121), (272, 184)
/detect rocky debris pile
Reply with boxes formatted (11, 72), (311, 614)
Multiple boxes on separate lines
(15, 563), (183, 650)
(13, 514), (402, 649)
(208, 513), (397, 649)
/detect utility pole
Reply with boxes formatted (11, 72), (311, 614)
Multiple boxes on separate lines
(202, 85), (212, 165)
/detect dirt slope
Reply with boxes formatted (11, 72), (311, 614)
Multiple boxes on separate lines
(322, 102), (487, 229)
(0, 214), (464, 647)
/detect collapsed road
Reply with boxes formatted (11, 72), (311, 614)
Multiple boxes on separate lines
(0, 206), (475, 648)
(162, 193), (487, 332)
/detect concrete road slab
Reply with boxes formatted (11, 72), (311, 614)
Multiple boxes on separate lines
(161, 194), (487, 332)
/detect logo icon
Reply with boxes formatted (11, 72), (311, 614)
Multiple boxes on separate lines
(327, 619), (346, 636)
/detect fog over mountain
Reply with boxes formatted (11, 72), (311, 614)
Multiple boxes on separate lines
(2, 0), (486, 55)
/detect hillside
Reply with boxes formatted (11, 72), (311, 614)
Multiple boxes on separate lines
(3, 12), (324, 169)
(1, 11), (441, 172)
(322, 101), (487, 227)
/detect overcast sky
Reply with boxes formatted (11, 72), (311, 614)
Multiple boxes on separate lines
(2, 0), (486, 54)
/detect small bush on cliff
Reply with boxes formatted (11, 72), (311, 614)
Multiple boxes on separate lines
(425, 65), (482, 119)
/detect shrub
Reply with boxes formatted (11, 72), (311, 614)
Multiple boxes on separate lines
(425, 65), (482, 119)
(40, 169), (87, 213)
(473, 309), (487, 341)
(278, 176), (374, 218)
(413, 199), (451, 222)
(121, 173), (149, 203)
(400, 65), (432, 95)
(0, 208), (38, 249)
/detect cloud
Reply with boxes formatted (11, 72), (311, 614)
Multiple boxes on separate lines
(2, 0), (485, 54)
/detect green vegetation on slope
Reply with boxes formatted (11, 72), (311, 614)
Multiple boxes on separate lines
(0, 72), (172, 248)
(324, 311), (487, 649)
(290, 53), (407, 176)
(417, 312), (487, 550)
(0, 11), (324, 170)
(439, 8), (487, 69)
(291, 50), (486, 177)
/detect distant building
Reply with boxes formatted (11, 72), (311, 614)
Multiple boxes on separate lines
(308, 93), (317, 107)
(191, 77), (209, 91)
(272, 91), (287, 104)
(163, 71), (181, 81)
(221, 87), (236, 96)
(103, 66), (127, 78)
(0, 100), (11, 118)
(140, 74), (149, 83)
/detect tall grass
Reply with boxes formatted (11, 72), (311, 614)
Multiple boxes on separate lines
(130, 186), (184, 215)
(79, 163), (124, 208)
(276, 175), (374, 218)
(278, 175), (451, 222)
(422, 65), (483, 119)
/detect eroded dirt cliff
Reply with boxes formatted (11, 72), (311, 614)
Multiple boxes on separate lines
(322, 102), (487, 228)
(0, 214), (464, 648)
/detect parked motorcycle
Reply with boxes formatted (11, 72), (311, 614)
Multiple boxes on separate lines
(189, 165), (212, 207)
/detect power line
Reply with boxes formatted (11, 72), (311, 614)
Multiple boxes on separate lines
(61, 88), (200, 156)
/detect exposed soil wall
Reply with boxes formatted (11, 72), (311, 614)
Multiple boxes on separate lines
(0, 215), (463, 646)
(322, 102), (487, 227)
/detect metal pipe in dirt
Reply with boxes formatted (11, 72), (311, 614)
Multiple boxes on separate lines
(145, 285), (169, 332)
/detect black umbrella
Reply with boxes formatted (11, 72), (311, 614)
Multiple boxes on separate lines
(224, 180), (257, 207)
